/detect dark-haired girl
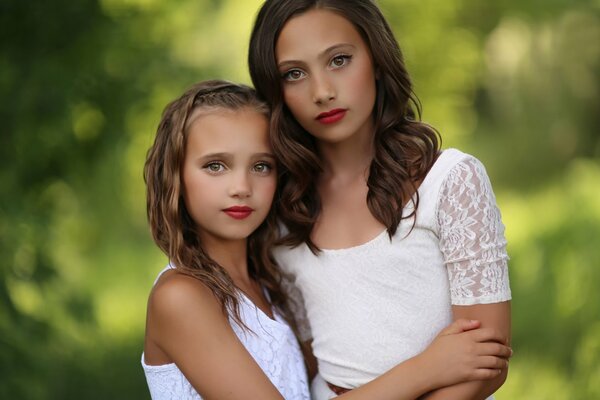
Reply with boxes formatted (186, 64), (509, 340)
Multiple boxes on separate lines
(249, 1), (512, 399)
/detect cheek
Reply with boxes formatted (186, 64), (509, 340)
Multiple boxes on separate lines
(183, 186), (204, 213)
(183, 174), (215, 207)
(258, 177), (277, 204)
(283, 87), (306, 116)
(354, 74), (375, 98)
(352, 64), (376, 94)
(264, 178), (277, 199)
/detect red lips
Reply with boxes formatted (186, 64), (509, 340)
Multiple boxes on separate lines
(316, 108), (346, 124)
(223, 206), (253, 220)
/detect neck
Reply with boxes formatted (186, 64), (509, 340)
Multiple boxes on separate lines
(200, 235), (251, 284)
(317, 123), (374, 183)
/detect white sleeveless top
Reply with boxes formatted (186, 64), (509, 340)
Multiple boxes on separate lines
(275, 149), (511, 396)
(142, 265), (310, 400)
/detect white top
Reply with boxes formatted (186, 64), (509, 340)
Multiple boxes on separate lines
(142, 265), (310, 400)
(275, 149), (511, 391)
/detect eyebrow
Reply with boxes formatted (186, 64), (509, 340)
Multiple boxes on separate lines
(252, 152), (276, 160)
(198, 152), (276, 161)
(277, 43), (356, 69)
(198, 152), (230, 161)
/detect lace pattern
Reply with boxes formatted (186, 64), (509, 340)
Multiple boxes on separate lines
(142, 267), (310, 400)
(437, 157), (511, 305)
(272, 150), (511, 389)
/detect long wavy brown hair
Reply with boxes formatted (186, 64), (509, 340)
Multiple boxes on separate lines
(249, 0), (441, 253)
(144, 80), (292, 330)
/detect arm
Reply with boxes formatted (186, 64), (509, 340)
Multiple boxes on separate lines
(340, 319), (510, 400)
(418, 302), (511, 400)
(420, 156), (513, 399)
(145, 273), (284, 399)
(299, 319), (510, 400)
(146, 274), (510, 400)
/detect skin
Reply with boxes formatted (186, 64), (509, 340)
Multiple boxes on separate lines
(276, 8), (383, 249)
(142, 105), (511, 399)
(144, 107), (284, 398)
(276, 8), (511, 399)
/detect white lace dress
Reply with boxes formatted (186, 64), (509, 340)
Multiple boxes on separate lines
(142, 266), (310, 400)
(274, 148), (511, 400)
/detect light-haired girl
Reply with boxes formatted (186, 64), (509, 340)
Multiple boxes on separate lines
(142, 80), (309, 399)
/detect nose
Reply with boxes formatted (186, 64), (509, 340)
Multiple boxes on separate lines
(311, 72), (336, 104)
(229, 170), (252, 198)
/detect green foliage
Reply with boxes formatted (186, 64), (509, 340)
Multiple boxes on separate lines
(0, 0), (598, 398)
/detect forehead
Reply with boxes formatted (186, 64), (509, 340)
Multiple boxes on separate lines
(275, 8), (365, 61)
(186, 108), (270, 152)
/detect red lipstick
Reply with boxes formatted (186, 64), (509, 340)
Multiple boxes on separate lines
(316, 108), (346, 124)
(223, 206), (253, 220)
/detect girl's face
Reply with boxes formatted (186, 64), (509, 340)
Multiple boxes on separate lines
(181, 107), (276, 245)
(275, 8), (377, 145)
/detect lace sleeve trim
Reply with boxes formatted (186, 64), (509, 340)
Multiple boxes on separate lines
(436, 156), (512, 305)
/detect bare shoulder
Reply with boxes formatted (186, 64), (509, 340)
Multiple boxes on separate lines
(144, 270), (283, 398)
(146, 269), (228, 339)
(151, 269), (217, 307)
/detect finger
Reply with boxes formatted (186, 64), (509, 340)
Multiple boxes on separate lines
(476, 342), (513, 358)
(469, 327), (509, 345)
(473, 355), (509, 370)
(440, 319), (480, 335)
(469, 368), (504, 381)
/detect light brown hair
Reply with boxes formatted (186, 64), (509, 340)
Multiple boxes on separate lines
(144, 80), (290, 330)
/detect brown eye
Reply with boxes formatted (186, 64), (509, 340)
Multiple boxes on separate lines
(331, 55), (351, 68)
(283, 69), (305, 81)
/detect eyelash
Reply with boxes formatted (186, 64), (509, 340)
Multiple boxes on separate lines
(281, 69), (305, 82)
(202, 161), (274, 175)
(330, 54), (352, 68)
(281, 54), (353, 82)
(252, 162), (273, 175)
(203, 162), (225, 173)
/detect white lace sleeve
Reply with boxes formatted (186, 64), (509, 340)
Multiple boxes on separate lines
(280, 272), (313, 342)
(437, 156), (512, 305)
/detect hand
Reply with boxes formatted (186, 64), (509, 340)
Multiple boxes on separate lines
(417, 319), (512, 388)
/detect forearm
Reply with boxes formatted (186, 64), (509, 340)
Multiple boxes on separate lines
(419, 368), (508, 400)
(422, 302), (511, 400)
(339, 317), (512, 400)
(340, 355), (435, 400)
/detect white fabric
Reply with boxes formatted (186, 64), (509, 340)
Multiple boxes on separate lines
(142, 265), (310, 400)
(274, 149), (511, 397)
(311, 374), (336, 399)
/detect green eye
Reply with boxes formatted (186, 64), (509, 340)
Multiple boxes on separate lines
(205, 162), (225, 172)
(253, 162), (272, 174)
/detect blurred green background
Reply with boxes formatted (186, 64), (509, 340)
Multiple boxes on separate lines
(1, 0), (598, 398)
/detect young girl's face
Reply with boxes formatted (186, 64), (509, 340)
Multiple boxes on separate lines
(275, 8), (377, 145)
(181, 107), (276, 244)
